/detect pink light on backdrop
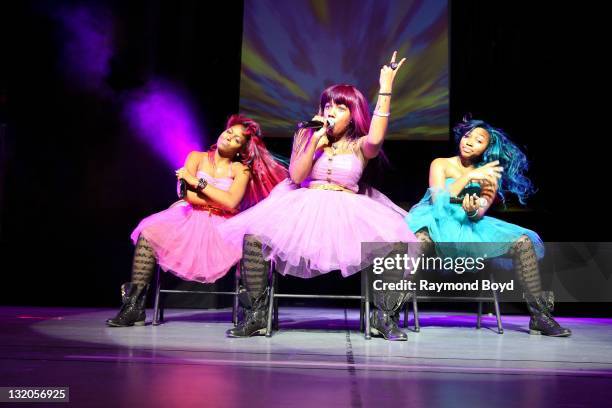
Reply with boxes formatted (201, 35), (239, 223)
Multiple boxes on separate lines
(125, 80), (205, 168)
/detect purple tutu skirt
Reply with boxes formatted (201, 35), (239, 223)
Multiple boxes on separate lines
(218, 180), (417, 278)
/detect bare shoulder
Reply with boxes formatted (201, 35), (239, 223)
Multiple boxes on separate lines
(184, 150), (206, 170)
(431, 157), (461, 179)
(430, 157), (453, 169)
(186, 150), (206, 163)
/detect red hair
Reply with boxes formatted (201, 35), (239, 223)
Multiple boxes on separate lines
(209, 114), (287, 210)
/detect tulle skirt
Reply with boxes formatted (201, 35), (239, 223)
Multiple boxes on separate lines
(406, 189), (544, 268)
(131, 202), (240, 283)
(218, 180), (417, 278)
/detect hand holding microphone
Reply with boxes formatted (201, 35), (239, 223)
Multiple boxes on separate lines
(449, 182), (488, 214)
(296, 117), (336, 130)
(459, 193), (487, 220)
(450, 194), (488, 208)
(298, 115), (335, 150)
(175, 167), (194, 199)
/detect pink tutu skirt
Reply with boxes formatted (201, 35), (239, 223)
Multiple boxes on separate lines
(218, 181), (417, 278)
(131, 202), (241, 283)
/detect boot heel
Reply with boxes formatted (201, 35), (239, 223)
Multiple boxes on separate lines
(529, 329), (542, 335)
(134, 320), (146, 326)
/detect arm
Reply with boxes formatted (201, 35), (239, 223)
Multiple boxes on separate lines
(447, 161), (503, 197)
(429, 158), (498, 202)
(361, 51), (406, 159)
(446, 174), (475, 197)
(361, 93), (391, 159)
(178, 151), (211, 206)
(289, 127), (325, 184)
(177, 152), (250, 210)
(193, 163), (250, 210)
(429, 157), (500, 221)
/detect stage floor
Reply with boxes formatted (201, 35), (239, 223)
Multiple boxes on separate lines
(1, 306), (611, 407)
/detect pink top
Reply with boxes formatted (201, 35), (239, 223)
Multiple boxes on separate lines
(302, 150), (363, 193)
(196, 170), (233, 192)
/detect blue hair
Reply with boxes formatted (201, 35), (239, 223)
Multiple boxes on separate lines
(453, 115), (535, 204)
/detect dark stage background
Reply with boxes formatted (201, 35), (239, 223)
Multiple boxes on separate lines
(1, 1), (608, 315)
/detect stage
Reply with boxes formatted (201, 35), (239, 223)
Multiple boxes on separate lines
(1, 306), (611, 407)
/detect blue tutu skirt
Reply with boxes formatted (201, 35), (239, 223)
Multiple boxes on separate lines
(405, 186), (544, 269)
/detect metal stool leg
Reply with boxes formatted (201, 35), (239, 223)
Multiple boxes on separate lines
(489, 273), (504, 334)
(364, 270), (371, 340)
(360, 301), (365, 332)
(266, 271), (275, 337)
(273, 275), (279, 331)
(476, 301), (482, 329)
(412, 291), (420, 332)
(232, 265), (240, 326)
(359, 270), (365, 332)
(153, 266), (162, 325)
(492, 293), (503, 334)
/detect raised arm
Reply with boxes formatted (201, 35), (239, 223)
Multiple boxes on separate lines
(361, 51), (406, 159)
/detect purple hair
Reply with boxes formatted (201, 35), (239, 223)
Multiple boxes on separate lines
(318, 84), (371, 139)
(318, 84), (389, 192)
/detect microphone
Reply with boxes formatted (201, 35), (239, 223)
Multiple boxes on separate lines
(450, 195), (488, 207)
(297, 118), (336, 130)
(177, 179), (187, 199)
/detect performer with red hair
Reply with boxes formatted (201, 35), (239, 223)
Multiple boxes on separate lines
(106, 114), (287, 327)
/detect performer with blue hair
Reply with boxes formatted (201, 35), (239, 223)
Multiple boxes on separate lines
(406, 115), (571, 337)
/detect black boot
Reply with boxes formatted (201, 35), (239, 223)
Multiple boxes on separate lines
(106, 283), (149, 327)
(226, 287), (269, 337)
(525, 292), (571, 337)
(370, 291), (408, 341)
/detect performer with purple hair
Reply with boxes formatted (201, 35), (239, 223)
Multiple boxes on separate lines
(407, 116), (571, 337)
(220, 52), (418, 341)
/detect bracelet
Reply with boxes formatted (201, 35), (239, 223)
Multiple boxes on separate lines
(196, 178), (208, 192)
(466, 209), (478, 218)
(373, 110), (390, 117)
(379, 92), (392, 96)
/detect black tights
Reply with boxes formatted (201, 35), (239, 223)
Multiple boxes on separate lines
(416, 228), (542, 296)
(130, 235), (157, 289)
(240, 234), (269, 297)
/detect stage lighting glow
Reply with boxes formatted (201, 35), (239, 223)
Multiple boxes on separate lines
(55, 5), (114, 92)
(125, 81), (205, 168)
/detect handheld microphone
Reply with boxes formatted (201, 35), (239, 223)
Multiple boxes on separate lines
(450, 195), (488, 207)
(296, 118), (336, 130)
(177, 180), (187, 199)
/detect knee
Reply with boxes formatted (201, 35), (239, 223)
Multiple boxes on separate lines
(415, 228), (432, 243)
(512, 234), (533, 253)
(243, 234), (263, 252)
